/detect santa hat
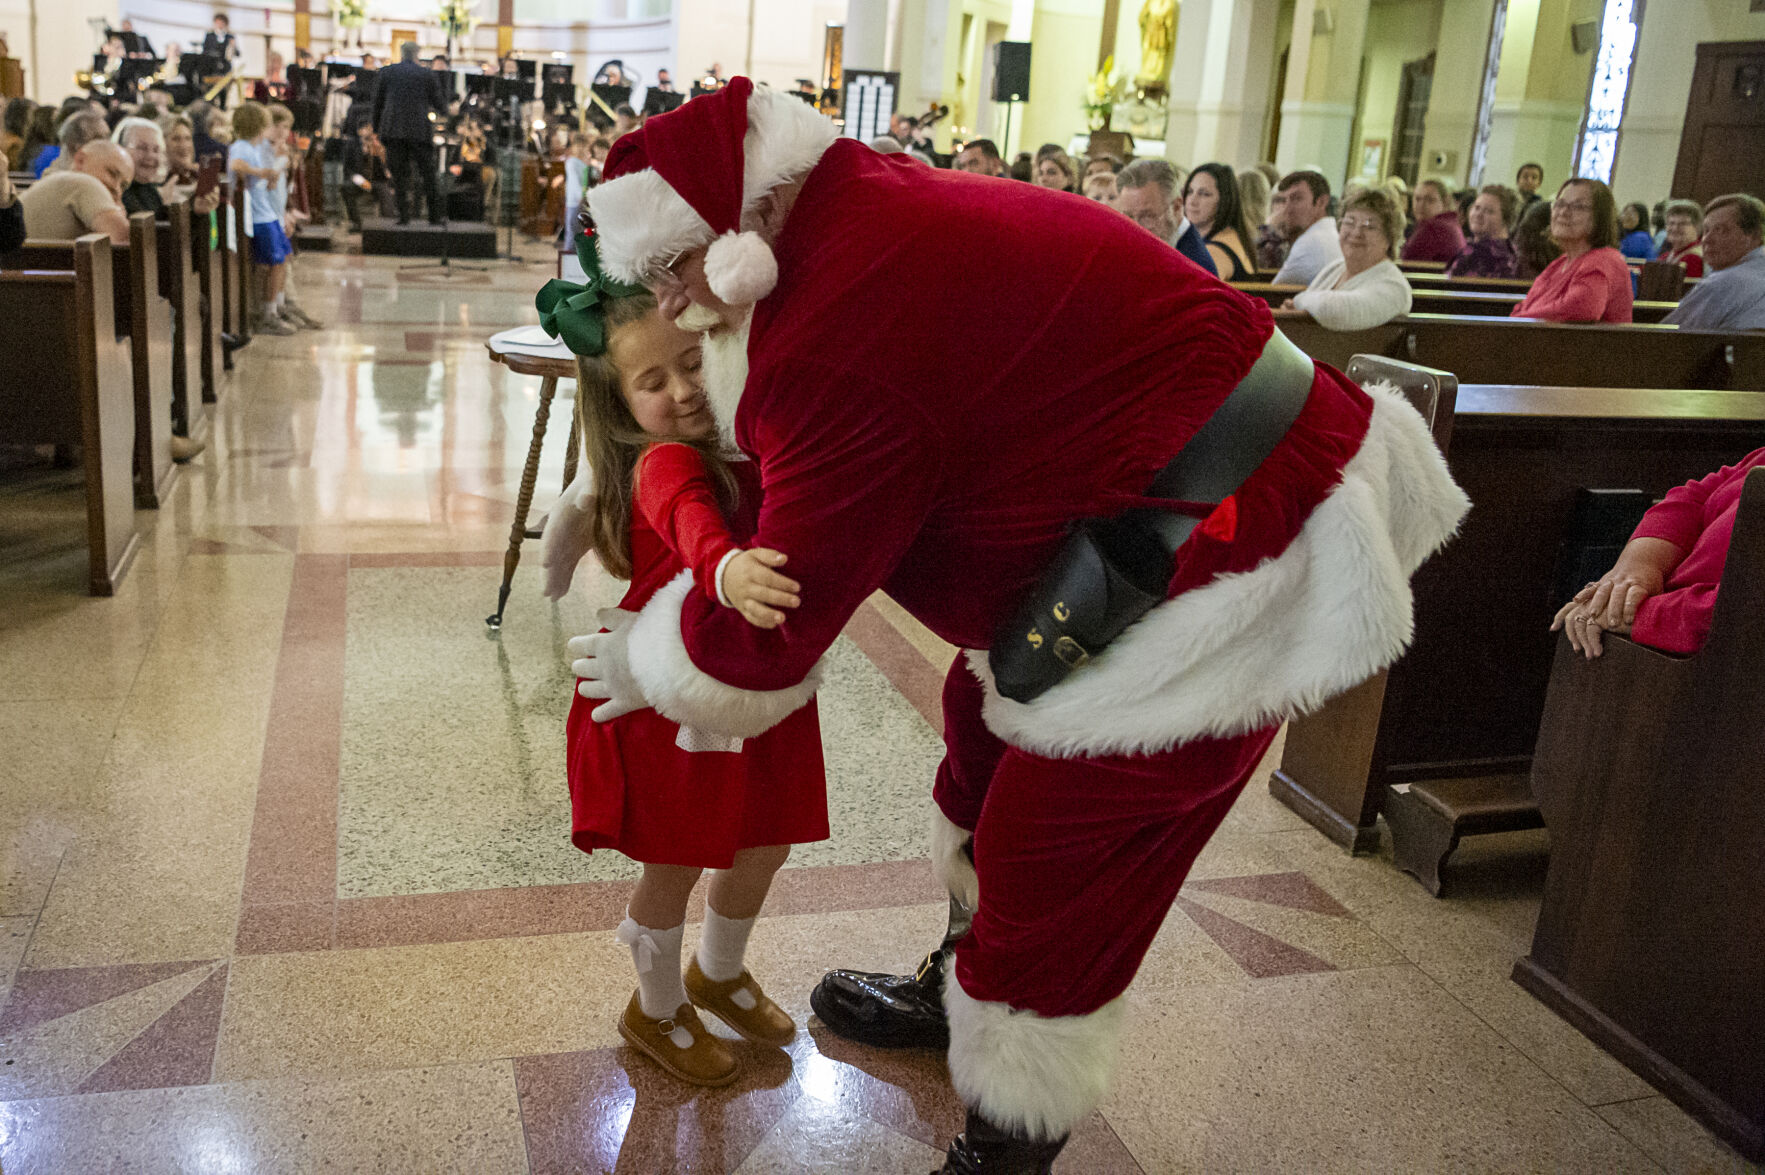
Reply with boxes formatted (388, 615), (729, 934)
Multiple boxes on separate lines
(587, 77), (837, 305)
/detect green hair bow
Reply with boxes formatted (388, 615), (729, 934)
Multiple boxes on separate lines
(534, 230), (648, 357)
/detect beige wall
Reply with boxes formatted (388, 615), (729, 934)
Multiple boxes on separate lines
(1351, 0), (1440, 180)
(2, 0), (118, 106)
(1610, 0), (1765, 205)
(1020, 0), (1100, 155)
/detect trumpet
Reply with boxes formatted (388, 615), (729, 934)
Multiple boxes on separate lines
(76, 61), (120, 98)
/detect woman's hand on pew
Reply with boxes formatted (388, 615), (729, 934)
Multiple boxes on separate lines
(1551, 537), (1680, 657)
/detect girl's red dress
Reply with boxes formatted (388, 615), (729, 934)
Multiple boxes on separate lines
(566, 443), (828, 868)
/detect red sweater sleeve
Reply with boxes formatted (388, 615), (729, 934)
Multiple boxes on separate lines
(1630, 463), (1728, 552)
(635, 443), (740, 604)
(680, 363), (944, 692)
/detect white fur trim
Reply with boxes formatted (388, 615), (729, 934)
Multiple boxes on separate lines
(587, 169), (712, 285)
(704, 230), (778, 305)
(587, 85), (836, 286)
(627, 569), (824, 739)
(945, 972), (1125, 1141)
(975, 381), (1470, 758)
(930, 809), (979, 910)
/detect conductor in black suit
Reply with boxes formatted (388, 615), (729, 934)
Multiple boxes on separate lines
(373, 42), (446, 225)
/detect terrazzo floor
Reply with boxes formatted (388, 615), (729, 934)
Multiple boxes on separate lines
(0, 252), (1755, 1173)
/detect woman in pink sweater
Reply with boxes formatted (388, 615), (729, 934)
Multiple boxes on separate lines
(1552, 448), (1765, 657)
(1511, 178), (1633, 323)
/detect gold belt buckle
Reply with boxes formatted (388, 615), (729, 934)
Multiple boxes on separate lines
(1053, 636), (1090, 669)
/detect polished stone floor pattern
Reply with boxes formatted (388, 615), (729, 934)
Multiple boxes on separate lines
(0, 254), (1755, 1172)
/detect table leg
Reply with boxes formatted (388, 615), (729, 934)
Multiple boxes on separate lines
(487, 374), (557, 630)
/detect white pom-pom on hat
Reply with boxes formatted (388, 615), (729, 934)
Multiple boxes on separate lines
(704, 230), (778, 306)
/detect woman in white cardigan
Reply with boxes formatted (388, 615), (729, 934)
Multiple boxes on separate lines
(1282, 188), (1412, 331)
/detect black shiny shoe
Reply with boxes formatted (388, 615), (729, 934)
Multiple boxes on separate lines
(810, 892), (974, 1049)
(811, 946), (952, 1049)
(936, 1108), (1069, 1174)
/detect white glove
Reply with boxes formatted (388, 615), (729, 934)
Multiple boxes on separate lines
(540, 468), (596, 601)
(569, 607), (646, 722)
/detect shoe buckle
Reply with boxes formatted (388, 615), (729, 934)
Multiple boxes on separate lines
(656, 1017), (677, 1034)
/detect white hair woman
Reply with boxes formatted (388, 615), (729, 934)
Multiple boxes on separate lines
(114, 114), (221, 217)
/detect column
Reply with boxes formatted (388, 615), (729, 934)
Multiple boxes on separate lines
(1163, 0), (1279, 169)
(1275, 0), (1369, 189)
(1486, 0), (1598, 194)
(497, 0), (514, 59)
(1416, 0), (1498, 185)
(845, 0), (890, 71)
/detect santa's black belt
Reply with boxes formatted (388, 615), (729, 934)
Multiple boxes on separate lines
(989, 328), (1316, 704)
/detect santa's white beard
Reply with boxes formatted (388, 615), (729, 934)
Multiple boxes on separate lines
(698, 310), (752, 452)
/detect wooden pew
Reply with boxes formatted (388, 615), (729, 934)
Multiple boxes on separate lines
(1269, 382), (1765, 856)
(1277, 314), (1765, 390)
(1236, 283), (1676, 324)
(154, 200), (206, 443)
(1514, 469), (1765, 1162)
(234, 181), (261, 333)
(190, 204), (223, 402)
(0, 235), (139, 594)
(7, 213), (178, 506)
(219, 181), (250, 349)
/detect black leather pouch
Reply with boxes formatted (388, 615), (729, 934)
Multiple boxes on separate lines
(988, 514), (1174, 704)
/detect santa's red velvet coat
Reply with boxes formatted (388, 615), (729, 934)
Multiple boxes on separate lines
(595, 125), (1468, 1143)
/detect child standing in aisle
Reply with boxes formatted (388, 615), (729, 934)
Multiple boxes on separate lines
(226, 101), (297, 335)
(542, 238), (829, 1087)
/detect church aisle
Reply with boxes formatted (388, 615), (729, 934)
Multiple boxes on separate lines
(0, 254), (1751, 1173)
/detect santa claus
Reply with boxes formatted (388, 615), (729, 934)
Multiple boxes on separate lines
(560, 78), (1468, 1171)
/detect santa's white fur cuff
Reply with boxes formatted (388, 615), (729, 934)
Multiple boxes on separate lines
(945, 972), (1125, 1141)
(627, 569), (823, 739)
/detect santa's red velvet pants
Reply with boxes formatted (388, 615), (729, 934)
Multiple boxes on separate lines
(930, 658), (1276, 1137)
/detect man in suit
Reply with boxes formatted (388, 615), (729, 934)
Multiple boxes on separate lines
(373, 41), (445, 225)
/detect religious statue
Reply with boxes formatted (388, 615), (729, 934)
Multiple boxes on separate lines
(1136, 0), (1177, 91)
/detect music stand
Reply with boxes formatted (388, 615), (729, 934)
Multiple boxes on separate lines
(492, 76), (531, 262)
(397, 128), (488, 280)
(642, 88), (684, 117)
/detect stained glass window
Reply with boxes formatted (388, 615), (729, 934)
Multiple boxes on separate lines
(1574, 0), (1642, 183)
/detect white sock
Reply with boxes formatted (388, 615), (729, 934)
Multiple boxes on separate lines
(615, 913), (688, 1019)
(697, 907), (758, 1010)
(274, 292), (286, 310)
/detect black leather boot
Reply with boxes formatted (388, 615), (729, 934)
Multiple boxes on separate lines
(809, 892), (972, 1049)
(935, 1108), (1069, 1174)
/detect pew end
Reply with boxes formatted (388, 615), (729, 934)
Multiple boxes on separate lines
(0, 235), (140, 594)
(1267, 354), (1458, 853)
(1514, 468), (1765, 1161)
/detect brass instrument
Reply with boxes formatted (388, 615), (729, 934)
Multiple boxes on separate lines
(203, 70), (242, 103)
(76, 58), (121, 99)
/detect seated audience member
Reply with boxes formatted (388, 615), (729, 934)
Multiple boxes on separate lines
(1009, 152), (1033, 182)
(1511, 177), (1632, 323)
(189, 103), (229, 164)
(1253, 174), (1289, 270)
(1082, 171), (1116, 204)
(20, 139), (132, 243)
(1511, 197), (1560, 280)
(1516, 162), (1544, 210)
(1084, 153), (1121, 181)
(18, 106), (57, 176)
(1182, 162), (1255, 280)
(113, 117), (170, 216)
(1, 97), (31, 161)
(1658, 199), (1705, 278)
(1271, 169), (1341, 285)
(1617, 200), (1657, 260)
(37, 110), (109, 178)
(1454, 187), (1475, 236)
(869, 136), (904, 154)
(1034, 148), (1077, 193)
(1664, 194), (1765, 332)
(1400, 178), (1465, 264)
(952, 138), (1006, 177)
(0, 153), (22, 256)
(1553, 447), (1765, 658)
(1237, 167), (1269, 233)
(1650, 201), (1668, 251)
(1282, 188), (1412, 330)
(1446, 184), (1519, 278)
(1114, 157), (1217, 277)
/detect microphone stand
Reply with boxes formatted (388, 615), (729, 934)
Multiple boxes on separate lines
(398, 132), (486, 278)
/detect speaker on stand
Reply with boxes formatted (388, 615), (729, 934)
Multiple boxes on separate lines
(991, 41), (1031, 159)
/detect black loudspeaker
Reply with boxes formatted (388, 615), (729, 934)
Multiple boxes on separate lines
(992, 41), (1031, 102)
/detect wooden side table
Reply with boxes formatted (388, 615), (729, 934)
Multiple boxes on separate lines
(484, 344), (578, 629)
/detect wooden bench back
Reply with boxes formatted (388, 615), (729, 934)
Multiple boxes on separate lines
(1235, 282), (1675, 324)
(1279, 314), (1765, 391)
(1343, 353), (1458, 454)
(0, 234), (138, 592)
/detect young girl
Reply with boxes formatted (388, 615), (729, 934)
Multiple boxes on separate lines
(555, 263), (828, 1088)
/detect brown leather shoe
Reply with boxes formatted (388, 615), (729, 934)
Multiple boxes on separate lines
(685, 958), (797, 1047)
(617, 992), (739, 1087)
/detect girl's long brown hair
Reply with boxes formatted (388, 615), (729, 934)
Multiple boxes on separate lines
(575, 294), (738, 580)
